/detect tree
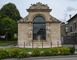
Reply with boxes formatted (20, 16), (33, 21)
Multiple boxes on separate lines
(0, 3), (21, 40)
(0, 10), (4, 35)
(1, 17), (17, 40)
(0, 3), (21, 21)
(0, 3), (22, 40)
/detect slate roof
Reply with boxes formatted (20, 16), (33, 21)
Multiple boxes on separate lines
(67, 14), (77, 22)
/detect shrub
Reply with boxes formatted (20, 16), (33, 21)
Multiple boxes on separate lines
(7, 47), (21, 58)
(69, 47), (75, 54)
(41, 50), (51, 56)
(0, 47), (75, 59)
(50, 47), (59, 56)
(32, 49), (40, 57)
(59, 47), (70, 55)
(17, 52), (30, 58)
(0, 49), (9, 59)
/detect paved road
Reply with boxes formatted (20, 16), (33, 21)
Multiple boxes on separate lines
(3, 55), (77, 60)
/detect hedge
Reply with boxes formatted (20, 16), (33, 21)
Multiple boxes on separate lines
(0, 47), (75, 60)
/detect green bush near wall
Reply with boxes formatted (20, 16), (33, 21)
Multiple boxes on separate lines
(0, 47), (75, 60)
(51, 47), (59, 56)
(17, 52), (30, 58)
(7, 47), (21, 58)
(59, 47), (71, 55)
(0, 49), (9, 60)
(69, 47), (75, 54)
(32, 48), (41, 57)
(40, 50), (51, 56)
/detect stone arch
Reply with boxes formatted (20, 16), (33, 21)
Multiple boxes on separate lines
(33, 16), (45, 23)
(33, 15), (46, 40)
(32, 14), (47, 22)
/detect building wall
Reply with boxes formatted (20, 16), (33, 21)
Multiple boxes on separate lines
(18, 23), (29, 47)
(18, 23), (61, 48)
(50, 23), (61, 47)
(61, 15), (77, 44)
(28, 12), (50, 22)
(67, 17), (77, 36)
(61, 23), (68, 36)
(18, 3), (61, 48)
(18, 13), (61, 48)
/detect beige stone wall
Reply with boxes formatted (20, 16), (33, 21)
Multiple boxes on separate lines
(18, 18), (61, 48)
(28, 12), (50, 22)
(18, 3), (61, 48)
(18, 23), (29, 47)
(50, 23), (61, 47)
(18, 23), (61, 48)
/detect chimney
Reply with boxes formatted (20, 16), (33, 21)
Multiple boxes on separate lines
(69, 15), (71, 19)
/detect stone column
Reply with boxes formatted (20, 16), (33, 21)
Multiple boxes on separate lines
(28, 23), (33, 41)
(46, 23), (51, 42)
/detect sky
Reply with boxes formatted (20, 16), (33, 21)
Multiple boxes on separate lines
(0, 0), (77, 22)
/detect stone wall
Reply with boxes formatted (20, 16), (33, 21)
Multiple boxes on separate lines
(50, 23), (61, 47)
(28, 12), (50, 22)
(67, 17), (77, 36)
(18, 2), (61, 48)
(18, 23), (29, 47)
(18, 22), (61, 48)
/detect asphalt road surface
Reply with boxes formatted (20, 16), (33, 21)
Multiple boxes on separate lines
(3, 55), (77, 60)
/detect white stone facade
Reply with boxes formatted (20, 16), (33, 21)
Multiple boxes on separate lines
(18, 2), (61, 48)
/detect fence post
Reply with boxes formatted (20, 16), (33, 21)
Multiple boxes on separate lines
(17, 42), (19, 47)
(32, 40), (34, 48)
(24, 42), (25, 48)
(57, 41), (59, 47)
(42, 40), (43, 48)
(51, 41), (52, 47)
(61, 35), (63, 46)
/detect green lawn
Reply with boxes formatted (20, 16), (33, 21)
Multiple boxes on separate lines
(0, 40), (17, 46)
(19, 48), (51, 52)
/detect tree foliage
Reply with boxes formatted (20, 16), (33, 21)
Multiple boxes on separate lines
(1, 17), (17, 39)
(0, 3), (21, 21)
(0, 3), (21, 40)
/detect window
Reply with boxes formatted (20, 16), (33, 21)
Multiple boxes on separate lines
(33, 16), (46, 40)
(70, 26), (72, 32)
(65, 27), (68, 33)
(73, 22), (77, 29)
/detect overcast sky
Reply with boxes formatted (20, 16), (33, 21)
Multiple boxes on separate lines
(0, 0), (77, 22)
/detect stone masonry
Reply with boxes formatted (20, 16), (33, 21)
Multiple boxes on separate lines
(18, 2), (61, 48)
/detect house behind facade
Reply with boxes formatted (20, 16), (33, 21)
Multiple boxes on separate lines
(67, 14), (77, 37)
(62, 14), (77, 44)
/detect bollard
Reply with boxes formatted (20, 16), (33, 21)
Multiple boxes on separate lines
(32, 40), (34, 48)
(57, 41), (59, 47)
(24, 42), (25, 48)
(42, 40), (43, 48)
(51, 41), (52, 47)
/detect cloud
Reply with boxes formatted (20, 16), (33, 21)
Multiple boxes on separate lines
(66, 7), (77, 11)
(69, 0), (77, 1)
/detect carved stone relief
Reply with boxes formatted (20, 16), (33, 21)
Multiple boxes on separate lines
(46, 23), (51, 40)
(28, 23), (33, 40)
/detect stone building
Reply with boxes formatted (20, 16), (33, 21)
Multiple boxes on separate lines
(61, 22), (68, 36)
(18, 2), (61, 48)
(61, 14), (77, 44)
(67, 14), (77, 44)
(67, 14), (77, 36)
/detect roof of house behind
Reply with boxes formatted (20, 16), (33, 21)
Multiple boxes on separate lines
(67, 14), (77, 22)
